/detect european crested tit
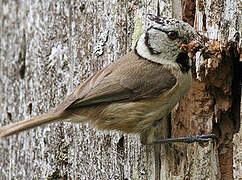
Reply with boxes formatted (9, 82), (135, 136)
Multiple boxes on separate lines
(0, 14), (216, 144)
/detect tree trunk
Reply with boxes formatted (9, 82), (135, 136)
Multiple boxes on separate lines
(0, 0), (240, 179)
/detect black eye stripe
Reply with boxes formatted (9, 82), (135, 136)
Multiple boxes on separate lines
(151, 27), (179, 39)
(152, 27), (166, 32)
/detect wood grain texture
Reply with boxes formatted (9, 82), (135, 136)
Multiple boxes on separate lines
(0, 0), (241, 179)
(0, 0), (158, 179)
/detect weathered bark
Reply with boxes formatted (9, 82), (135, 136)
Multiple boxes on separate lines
(168, 0), (241, 179)
(0, 0), (241, 179)
(0, 1), (160, 179)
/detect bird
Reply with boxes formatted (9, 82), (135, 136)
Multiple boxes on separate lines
(0, 14), (216, 144)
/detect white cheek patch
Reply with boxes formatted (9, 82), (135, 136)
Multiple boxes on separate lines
(135, 34), (181, 70)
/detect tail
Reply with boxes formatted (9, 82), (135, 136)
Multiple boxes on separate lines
(0, 112), (67, 138)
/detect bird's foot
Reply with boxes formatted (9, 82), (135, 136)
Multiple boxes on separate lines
(154, 134), (217, 144)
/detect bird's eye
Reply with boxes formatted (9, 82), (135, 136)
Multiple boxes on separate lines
(167, 31), (178, 40)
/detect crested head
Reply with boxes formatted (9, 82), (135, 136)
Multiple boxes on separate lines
(135, 14), (200, 72)
(146, 14), (197, 42)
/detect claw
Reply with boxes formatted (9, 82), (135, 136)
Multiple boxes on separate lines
(154, 134), (217, 144)
(185, 134), (217, 144)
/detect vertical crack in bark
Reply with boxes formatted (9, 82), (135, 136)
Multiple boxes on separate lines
(230, 41), (241, 133)
(181, 0), (196, 26)
(213, 41), (241, 179)
(19, 30), (26, 79)
(201, 40), (240, 179)
(178, 1), (241, 179)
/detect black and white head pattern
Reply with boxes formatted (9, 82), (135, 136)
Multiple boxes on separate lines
(135, 14), (199, 72)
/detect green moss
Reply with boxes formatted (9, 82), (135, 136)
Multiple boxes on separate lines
(131, 12), (144, 49)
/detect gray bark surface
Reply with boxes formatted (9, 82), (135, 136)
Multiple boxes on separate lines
(0, 1), (158, 179)
(0, 0), (241, 179)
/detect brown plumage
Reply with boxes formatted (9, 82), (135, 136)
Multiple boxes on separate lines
(0, 15), (201, 144)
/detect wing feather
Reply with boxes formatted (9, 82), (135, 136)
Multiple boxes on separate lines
(55, 51), (177, 112)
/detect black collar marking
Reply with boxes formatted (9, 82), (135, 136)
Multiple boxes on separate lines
(176, 53), (190, 73)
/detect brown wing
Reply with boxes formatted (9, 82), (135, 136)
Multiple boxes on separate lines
(54, 51), (177, 112)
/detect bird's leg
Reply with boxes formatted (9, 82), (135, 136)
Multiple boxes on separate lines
(153, 134), (217, 144)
